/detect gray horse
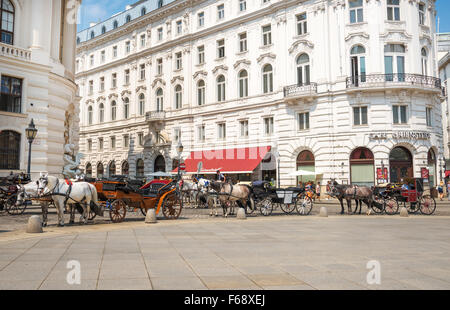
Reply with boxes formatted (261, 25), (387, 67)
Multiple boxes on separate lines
(329, 181), (374, 214)
(209, 181), (254, 217)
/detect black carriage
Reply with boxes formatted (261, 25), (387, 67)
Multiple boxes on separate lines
(251, 181), (313, 216)
(373, 178), (436, 215)
(0, 173), (30, 215)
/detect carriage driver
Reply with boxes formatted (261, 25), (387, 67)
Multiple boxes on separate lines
(216, 170), (226, 182)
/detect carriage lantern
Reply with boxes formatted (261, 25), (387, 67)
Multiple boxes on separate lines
(25, 119), (38, 177)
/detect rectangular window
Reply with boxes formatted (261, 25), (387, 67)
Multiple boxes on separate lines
(124, 69), (130, 85)
(393, 105), (407, 124)
(217, 39), (225, 58)
(239, 0), (246, 12)
(387, 0), (400, 21)
(240, 120), (249, 138)
(175, 52), (182, 70)
(353, 106), (368, 125)
(140, 64), (146, 80)
(123, 135), (129, 148)
(349, 0), (363, 23)
(262, 25), (272, 46)
(217, 4), (225, 20)
(125, 41), (131, 54)
(198, 12), (204, 27)
(0, 76), (22, 113)
(419, 3), (425, 25)
(140, 34), (146, 47)
(197, 45), (205, 64)
(138, 133), (144, 146)
(296, 13), (307, 35)
(90, 55), (94, 66)
(98, 138), (103, 151)
(157, 27), (163, 41)
(87, 139), (92, 152)
(157, 58), (163, 75)
(264, 117), (274, 136)
(239, 32), (247, 52)
(110, 136), (116, 150)
(100, 77), (105, 91)
(218, 123), (226, 139)
(174, 128), (181, 143)
(101, 50), (105, 63)
(426, 107), (432, 126)
(298, 112), (310, 130)
(112, 73), (117, 88)
(112, 46), (118, 58)
(176, 20), (182, 35)
(88, 80), (93, 94)
(198, 125), (206, 142)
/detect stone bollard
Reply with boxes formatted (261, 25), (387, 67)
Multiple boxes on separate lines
(26, 216), (43, 233)
(400, 207), (409, 217)
(145, 208), (157, 224)
(236, 207), (247, 220)
(319, 206), (328, 217)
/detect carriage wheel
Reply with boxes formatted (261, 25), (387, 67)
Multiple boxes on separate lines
(371, 196), (385, 214)
(296, 196), (313, 216)
(406, 202), (420, 214)
(280, 203), (296, 214)
(258, 198), (273, 216)
(384, 198), (399, 215)
(6, 194), (26, 216)
(162, 194), (183, 220)
(419, 195), (436, 215)
(109, 199), (127, 223)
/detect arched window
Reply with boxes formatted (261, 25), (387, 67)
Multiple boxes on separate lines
(123, 98), (129, 119)
(217, 75), (226, 102)
(262, 64), (273, 93)
(97, 162), (104, 179)
(197, 80), (205, 106)
(122, 161), (129, 176)
(101, 26), (106, 34)
(136, 159), (145, 177)
(389, 146), (413, 183)
(0, 130), (20, 170)
(99, 103), (104, 123)
(141, 7), (147, 16)
(77, 37), (80, 44)
(156, 88), (163, 111)
(139, 93), (145, 116)
(296, 150), (315, 184)
(238, 70), (248, 98)
(384, 44), (405, 81)
(87, 106), (93, 125)
(158, 0), (164, 8)
(108, 161), (116, 177)
(296, 54), (310, 86)
(90, 31), (95, 39)
(350, 147), (374, 187)
(85, 163), (92, 178)
(1, 0), (14, 45)
(113, 20), (118, 29)
(154, 155), (166, 172)
(350, 45), (366, 85)
(126, 15), (131, 23)
(111, 101), (116, 121)
(421, 48), (428, 76)
(175, 85), (182, 109)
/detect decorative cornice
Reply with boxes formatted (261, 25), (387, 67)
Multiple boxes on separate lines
(288, 39), (315, 54)
(171, 76), (184, 84)
(152, 78), (166, 88)
(108, 93), (118, 100)
(212, 65), (229, 74)
(233, 59), (251, 69)
(121, 90), (131, 98)
(344, 32), (370, 42)
(193, 70), (208, 79)
(136, 85), (147, 93)
(257, 52), (276, 64)
(96, 96), (106, 102)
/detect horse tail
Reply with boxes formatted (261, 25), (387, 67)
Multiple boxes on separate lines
(89, 183), (98, 206)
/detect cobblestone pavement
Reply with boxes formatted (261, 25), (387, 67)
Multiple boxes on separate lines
(0, 206), (450, 290)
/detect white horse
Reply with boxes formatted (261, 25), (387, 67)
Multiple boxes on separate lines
(36, 174), (98, 226)
(180, 180), (199, 205)
(16, 182), (53, 227)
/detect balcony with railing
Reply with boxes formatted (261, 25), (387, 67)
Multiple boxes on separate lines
(346, 74), (442, 92)
(283, 83), (318, 100)
(0, 43), (31, 62)
(145, 111), (166, 123)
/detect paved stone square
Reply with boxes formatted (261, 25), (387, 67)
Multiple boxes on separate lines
(0, 215), (449, 290)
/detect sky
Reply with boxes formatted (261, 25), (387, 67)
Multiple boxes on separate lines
(77, 0), (450, 33)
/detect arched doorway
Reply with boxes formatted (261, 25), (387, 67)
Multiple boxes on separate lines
(389, 146), (413, 183)
(136, 159), (145, 178)
(350, 148), (374, 187)
(108, 161), (116, 177)
(85, 163), (92, 178)
(428, 149), (436, 188)
(122, 161), (129, 176)
(296, 150), (315, 185)
(97, 162), (104, 179)
(261, 153), (276, 182)
(154, 155), (166, 172)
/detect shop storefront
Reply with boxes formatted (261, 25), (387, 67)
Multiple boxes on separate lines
(389, 146), (413, 183)
(296, 150), (315, 185)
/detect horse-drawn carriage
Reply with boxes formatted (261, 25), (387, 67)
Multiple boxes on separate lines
(0, 173), (30, 215)
(373, 178), (436, 215)
(251, 181), (313, 216)
(90, 176), (183, 223)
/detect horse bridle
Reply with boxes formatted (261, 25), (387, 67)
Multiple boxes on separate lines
(37, 177), (60, 198)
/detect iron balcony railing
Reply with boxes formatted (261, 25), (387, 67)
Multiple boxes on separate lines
(145, 111), (166, 122)
(346, 73), (442, 90)
(284, 83), (318, 98)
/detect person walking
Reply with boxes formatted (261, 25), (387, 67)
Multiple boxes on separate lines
(325, 181), (331, 200)
(447, 181), (450, 201)
(438, 181), (444, 201)
(316, 182), (321, 202)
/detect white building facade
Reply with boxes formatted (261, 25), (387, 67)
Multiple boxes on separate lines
(438, 33), (450, 178)
(76, 0), (443, 188)
(0, 0), (81, 178)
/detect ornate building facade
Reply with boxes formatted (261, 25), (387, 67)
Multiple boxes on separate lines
(76, 0), (443, 188)
(0, 0), (81, 178)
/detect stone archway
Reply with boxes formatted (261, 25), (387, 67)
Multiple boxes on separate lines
(154, 155), (166, 172)
(296, 150), (315, 185)
(350, 147), (374, 187)
(389, 146), (413, 183)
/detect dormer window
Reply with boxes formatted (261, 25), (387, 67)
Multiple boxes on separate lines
(113, 20), (118, 29)
(126, 15), (131, 23)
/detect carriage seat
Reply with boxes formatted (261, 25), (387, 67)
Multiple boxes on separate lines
(141, 183), (167, 198)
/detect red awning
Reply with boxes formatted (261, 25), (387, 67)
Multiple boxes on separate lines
(172, 146), (271, 174)
(445, 170), (450, 178)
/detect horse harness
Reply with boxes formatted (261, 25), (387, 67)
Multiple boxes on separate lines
(38, 178), (90, 209)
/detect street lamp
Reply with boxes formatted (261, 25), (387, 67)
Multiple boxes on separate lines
(25, 119), (38, 178)
(176, 141), (183, 180)
(275, 150), (280, 188)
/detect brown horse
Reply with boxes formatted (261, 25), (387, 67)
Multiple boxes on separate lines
(209, 181), (254, 217)
(329, 181), (374, 214)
